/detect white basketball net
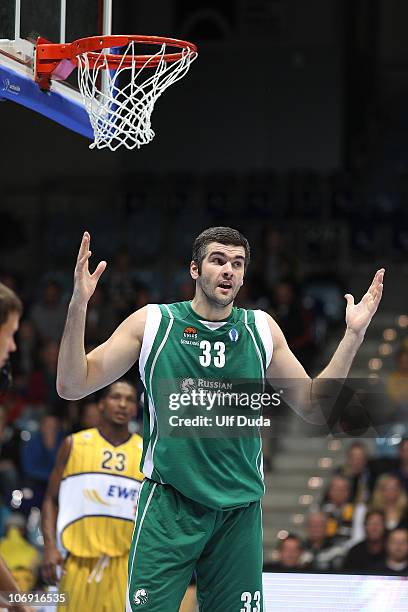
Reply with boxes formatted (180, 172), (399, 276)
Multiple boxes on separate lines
(76, 41), (197, 151)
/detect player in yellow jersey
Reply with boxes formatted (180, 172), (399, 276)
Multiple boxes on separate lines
(41, 379), (143, 612)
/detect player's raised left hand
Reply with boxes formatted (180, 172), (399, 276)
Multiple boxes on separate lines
(344, 268), (385, 336)
(72, 231), (106, 306)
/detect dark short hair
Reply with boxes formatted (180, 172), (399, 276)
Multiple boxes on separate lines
(0, 282), (23, 326)
(277, 533), (303, 550)
(192, 227), (250, 274)
(96, 379), (136, 402)
(364, 510), (385, 526)
(330, 474), (350, 486)
(347, 441), (368, 454)
(385, 527), (408, 544)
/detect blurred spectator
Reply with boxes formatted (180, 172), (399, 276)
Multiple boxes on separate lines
(0, 513), (40, 590)
(302, 511), (345, 571)
(29, 281), (66, 343)
(107, 250), (137, 319)
(0, 385), (27, 427)
(26, 340), (60, 406)
(261, 228), (299, 291)
(85, 285), (116, 346)
(20, 414), (64, 510)
(343, 511), (386, 573)
(73, 399), (100, 432)
(177, 279), (194, 302)
(369, 437), (408, 493)
(320, 475), (354, 545)
(0, 501), (10, 538)
(133, 284), (152, 311)
(14, 319), (38, 382)
(387, 348), (408, 407)
(271, 280), (315, 365)
(0, 405), (21, 501)
(393, 438), (408, 493)
(369, 474), (408, 531)
(336, 441), (371, 504)
(264, 535), (305, 572)
(233, 283), (254, 310)
(371, 528), (408, 576)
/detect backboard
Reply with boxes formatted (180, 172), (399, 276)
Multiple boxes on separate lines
(0, 0), (112, 138)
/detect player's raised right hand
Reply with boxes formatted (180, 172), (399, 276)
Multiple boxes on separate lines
(72, 232), (106, 305)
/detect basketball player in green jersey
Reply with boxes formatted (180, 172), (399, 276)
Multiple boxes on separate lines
(57, 228), (384, 611)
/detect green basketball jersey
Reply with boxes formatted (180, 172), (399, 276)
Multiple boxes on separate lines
(139, 301), (273, 510)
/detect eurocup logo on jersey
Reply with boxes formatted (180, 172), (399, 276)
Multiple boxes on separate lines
(229, 328), (239, 342)
(133, 588), (149, 606)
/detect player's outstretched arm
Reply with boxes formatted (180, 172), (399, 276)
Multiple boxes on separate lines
(266, 269), (385, 424)
(317, 268), (384, 379)
(56, 232), (146, 400)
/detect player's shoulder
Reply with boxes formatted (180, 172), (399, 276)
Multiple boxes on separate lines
(240, 307), (280, 347)
(248, 308), (279, 328)
(232, 306), (272, 326)
(72, 427), (98, 444)
(130, 431), (143, 450)
(149, 301), (191, 321)
(254, 309), (287, 349)
(127, 305), (149, 336)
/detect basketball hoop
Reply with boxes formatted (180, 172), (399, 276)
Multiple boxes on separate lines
(35, 35), (198, 150)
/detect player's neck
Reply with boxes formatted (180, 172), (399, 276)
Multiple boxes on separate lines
(190, 294), (233, 322)
(98, 423), (131, 447)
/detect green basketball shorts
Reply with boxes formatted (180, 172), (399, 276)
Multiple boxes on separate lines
(126, 478), (264, 611)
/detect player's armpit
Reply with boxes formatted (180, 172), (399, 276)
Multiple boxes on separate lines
(85, 306), (147, 393)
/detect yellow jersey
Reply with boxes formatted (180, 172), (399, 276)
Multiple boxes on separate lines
(57, 428), (144, 557)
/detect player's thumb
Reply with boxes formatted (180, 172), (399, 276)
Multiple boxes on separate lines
(344, 294), (354, 307)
